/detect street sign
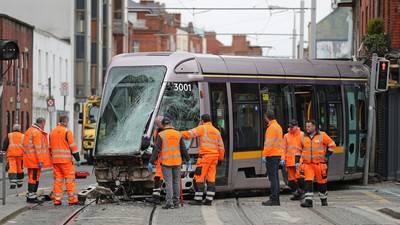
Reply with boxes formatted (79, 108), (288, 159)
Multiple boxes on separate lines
(60, 82), (69, 96)
(47, 98), (55, 112)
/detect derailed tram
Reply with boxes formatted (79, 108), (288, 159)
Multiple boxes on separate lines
(93, 52), (369, 195)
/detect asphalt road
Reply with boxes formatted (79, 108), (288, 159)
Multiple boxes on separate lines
(5, 168), (400, 225)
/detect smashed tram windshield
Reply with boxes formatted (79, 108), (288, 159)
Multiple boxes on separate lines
(96, 66), (166, 155)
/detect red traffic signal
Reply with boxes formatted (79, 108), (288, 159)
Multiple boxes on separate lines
(0, 40), (19, 60)
(376, 59), (390, 92)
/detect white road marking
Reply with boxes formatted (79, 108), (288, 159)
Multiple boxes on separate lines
(273, 211), (301, 223)
(201, 205), (224, 225)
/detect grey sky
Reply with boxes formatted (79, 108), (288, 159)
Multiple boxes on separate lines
(155, 0), (333, 57)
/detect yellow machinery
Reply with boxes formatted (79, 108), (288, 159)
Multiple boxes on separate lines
(79, 96), (101, 164)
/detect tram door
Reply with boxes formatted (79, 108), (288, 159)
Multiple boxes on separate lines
(345, 86), (367, 173)
(293, 86), (317, 129)
(209, 83), (230, 186)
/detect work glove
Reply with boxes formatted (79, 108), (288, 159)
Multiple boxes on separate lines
(295, 162), (300, 170)
(147, 163), (153, 173)
(76, 161), (81, 167)
(262, 157), (267, 164)
(279, 159), (285, 167)
(38, 162), (43, 168)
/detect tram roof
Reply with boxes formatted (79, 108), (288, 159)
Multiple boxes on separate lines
(194, 54), (369, 78)
(112, 52), (369, 78)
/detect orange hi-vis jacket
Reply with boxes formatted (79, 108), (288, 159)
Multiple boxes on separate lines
(181, 122), (225, 160)
(159, 129), (182, 166)
(49, 124), (79, 164)
(23, 124), (52, 168)
(283, 128), (303, 167)
(262, 119), (284, 157)
(301, 131), (336, 164)
(6, 132), (24, 157)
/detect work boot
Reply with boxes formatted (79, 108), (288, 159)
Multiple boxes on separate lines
(321, 199), (328, 206)
(203, 200), (212, 206)
(262, 199), (280, 206)
(17, 183), (23, 188)
(10, 184), (16, 189)
(300, 199), (313, 208)
(162, 203), (174, 209)
(145, 196), (161, 205)
(188, 200), (203, 206)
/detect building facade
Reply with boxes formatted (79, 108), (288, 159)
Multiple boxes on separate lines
(0, 14), (33, 141)
(32, 29), (74, 132)
(206, 33), (263, 56)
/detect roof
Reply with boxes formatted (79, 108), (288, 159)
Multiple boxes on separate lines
(112, 52), (369, 79)
(128, 0), (165, 15)
(0, 14), (34, 29)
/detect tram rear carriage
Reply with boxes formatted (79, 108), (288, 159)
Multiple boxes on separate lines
(94, 52), (369, 194)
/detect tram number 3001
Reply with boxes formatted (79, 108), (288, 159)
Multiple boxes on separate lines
(173, 83), (192, 92)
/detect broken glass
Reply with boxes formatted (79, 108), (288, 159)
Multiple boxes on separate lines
(96, 66), (166, 155)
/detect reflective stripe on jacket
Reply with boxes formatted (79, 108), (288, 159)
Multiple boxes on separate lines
(23, 125), (52, 168)
(283, 129), (303, 167)
(7, 132), (24, 157)
(49, 124), (78, 164)
(159, 129), (182, 166)
(301, 131), (336, 164)
(262, 120), (284, 157)
(181, 122), (225, 160)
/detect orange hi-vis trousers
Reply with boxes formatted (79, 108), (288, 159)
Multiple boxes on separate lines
(193, 156), (218, 202)
(53, 163), (78, 203)
(8, 156), (23, 186)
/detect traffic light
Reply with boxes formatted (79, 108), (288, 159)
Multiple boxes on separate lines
(376, 59), (390, 92)
(0, 40), (19, 60)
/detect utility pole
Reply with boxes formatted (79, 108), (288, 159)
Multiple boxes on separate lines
(292, 10), (297, 59)
(84, 0), (91, 97)
(15, 67), (20, 124)
(310, 0), (317, 59)
(48, 77), (53, 130)
(363, 53), (378, 185)
(299, 0), (305, 59)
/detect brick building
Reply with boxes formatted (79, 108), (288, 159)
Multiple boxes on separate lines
(0, 14), (33, 141)
(354, 0), (400, 53)
(206, 32), (262, 56)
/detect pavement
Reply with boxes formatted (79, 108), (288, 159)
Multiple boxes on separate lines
(0, 164), (95, 225)
(4, 179), (400, 225)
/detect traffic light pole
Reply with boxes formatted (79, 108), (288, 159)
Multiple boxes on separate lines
(364, 53), (378, 186)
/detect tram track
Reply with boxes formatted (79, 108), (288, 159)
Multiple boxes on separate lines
(60, 200), (96, 225)
(234, 197), (255, 225)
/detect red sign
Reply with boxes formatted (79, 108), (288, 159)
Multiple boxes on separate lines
(47, 98), (55, 107)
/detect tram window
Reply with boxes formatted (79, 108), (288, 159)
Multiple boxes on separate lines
(232, 83), (262, 151)
(260, 84), (287, 130)
(158, 82), (200, 131)
(294, 86), (315, 129)
(316, 85), (343, 144)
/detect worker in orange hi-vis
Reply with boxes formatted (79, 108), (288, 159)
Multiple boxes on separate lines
(2, 124), (24, 189)
(49, 115), (81, 205)
(181, 114), (224, 206)
(23, 117), (52, 203)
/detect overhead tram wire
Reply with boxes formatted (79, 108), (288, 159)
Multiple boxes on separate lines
(128, 7), (312, 11)
(153, 33), (300, 36)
